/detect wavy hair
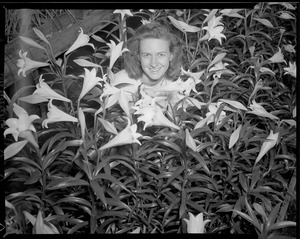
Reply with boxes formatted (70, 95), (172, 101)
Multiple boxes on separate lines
(123, 21), (183, 80)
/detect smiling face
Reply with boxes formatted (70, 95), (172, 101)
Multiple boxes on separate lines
(139, 38), (173, 86)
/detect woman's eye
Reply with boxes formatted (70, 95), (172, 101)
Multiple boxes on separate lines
(158, 53), (166, 57)
(142, 54), (150, 58)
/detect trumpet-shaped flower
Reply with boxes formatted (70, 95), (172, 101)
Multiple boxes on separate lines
(180, 68), (204, 95)
(34, 75), (71, 102)
(267, 47), (287, 64)
(255, 130), (279, 165)
(133, 99), (180, 130)
(184, 212), (211, 233)
(113, 9), (133, 20)
(100, 82), (132, 117)
(168, 16), (201, 33)
(209, 61), (231, 78)
(99, 118), (142, 151)
(4, 103), (40, 141)
(42, 99), (78, 128)
(17, 50), (50, 77)
(106, 40), (128, 69)
(202, 15), (226, 45)
(283, 44), (296, 53)
(65, 27), (95, 55)
(24, 210), (59, 234)
(206, 102), (226, 125)
(194, 102), (226, 129)
(248, 100), (279, 120)
(284, 61), (296, 78)
(78, 68), (104, 100)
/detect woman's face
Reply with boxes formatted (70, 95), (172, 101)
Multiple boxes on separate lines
(139, 38), (173, 86)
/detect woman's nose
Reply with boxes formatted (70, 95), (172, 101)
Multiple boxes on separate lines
(150, 56), (158, 66)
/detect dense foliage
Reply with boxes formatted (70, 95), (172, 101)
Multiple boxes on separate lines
(3, 4), (297, 237)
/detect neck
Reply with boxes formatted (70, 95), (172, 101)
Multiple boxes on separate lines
(142, 74), (165, 86)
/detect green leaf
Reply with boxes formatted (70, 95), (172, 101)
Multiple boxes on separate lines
(267, 221), (296, 233)
(19, 35), (46, 50)
(90, 180), (107, 208)
(33, 27), (51, 46)
(4, 140), (28, 160)
(189, 151), (210, 175)
(244, 197), (260, 230)
(46, 177), (89, 190)
(156, 140), (182, 153)
(23, 211), (36, 225)
(56, 196), (92, 209)
(229, 124), (242, 149)
(208, 52), (226, 70)
(179, 189), (186, 219)
(266, 203), (281, 228)
(98, 117), (118, 134)
(67, 221), (89, 234)
(139, 167), (159, 180)
(219, 99), (248, 111)
(24, 170), (42, 185)
(164, 166), (185, 188)
(93, 174), (131, 195)
(232, 209), (261, 232)
(253, 17), (274, 28)
(253, 203), (267, 222)
(203, 9), (218, 25)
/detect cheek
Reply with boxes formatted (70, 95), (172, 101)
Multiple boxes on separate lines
(140, 58), (149, 68)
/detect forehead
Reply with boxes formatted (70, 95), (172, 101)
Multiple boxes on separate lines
(140, 38), (170, 53)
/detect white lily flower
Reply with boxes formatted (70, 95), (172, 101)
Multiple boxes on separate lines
(113, 9), (133, 20)
(78, 68), (104, 101)
(267, 47), (287, 64)
(184, 212), (211, 233)
(202, 15), (226, 45)
(133, 99), (180, 130)
(106, 40), (129, 69)
(206, 102), (226, 125)
(42, 99), (78, 128)
(99, 118), (142, 151)
(65, 27), (95, 55)
(33, 75), (71, 102)
(17, 50), (50, 77)
(283, 44), (296, 53)
(100, 82), (132, 117)
(4, 103), (39, 142)
(248, 100), (279, 120)
(209, 61), (231, 78)
(284, 62), (296, 78)
(255, 130), (279, 165)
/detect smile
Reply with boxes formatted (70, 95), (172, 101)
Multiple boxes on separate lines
(149, 68), (161, 72)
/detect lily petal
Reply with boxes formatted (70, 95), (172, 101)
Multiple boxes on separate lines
(65, 27), (95, 55)
(34, 75), (71, 102)
(255, 130), (279, 165)
(99, 118), (142, 151)
(42, 99), (78, 128)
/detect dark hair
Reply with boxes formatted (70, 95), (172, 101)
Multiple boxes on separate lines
(123, 21), (183, 80)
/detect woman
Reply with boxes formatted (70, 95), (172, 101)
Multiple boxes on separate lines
(112, 21), (183, 110)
